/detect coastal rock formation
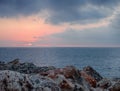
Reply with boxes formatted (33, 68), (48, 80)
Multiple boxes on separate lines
(0, 59), (55, 74)
(97, 78), (120, 91)
(0, 70), (60, 91)
(97, 78), (112, 89)
(80, 66), (103, 87)
(40, 66), (91, 91)
(82, 66), (103, 81)
(0, 60), (120, 91)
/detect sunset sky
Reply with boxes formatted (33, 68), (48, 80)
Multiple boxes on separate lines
(0, 0), (120, 47)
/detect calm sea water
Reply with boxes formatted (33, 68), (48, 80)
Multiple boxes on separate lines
(0, 47), (120, 78)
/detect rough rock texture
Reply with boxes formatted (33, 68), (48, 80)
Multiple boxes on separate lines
(97, 78), (111, 89)
(80, 66), (103, 87)
(0, 59), (55, 74)
(40, 66), (91, 91)
(0, 70), (61, 91)
(83, 66), (103, 82)
(109, 81), (120, 91)
(0, 60), (120, 91)
(96, 78), (120, 91)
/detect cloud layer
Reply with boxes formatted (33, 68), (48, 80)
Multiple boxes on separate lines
(0, 0), (119, 23)
(0, 0), (120, 47)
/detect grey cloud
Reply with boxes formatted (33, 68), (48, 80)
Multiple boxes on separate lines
(108, 13), (120, 42)
(51, 29), (117, 44)
(46, 6), (111, 24)
(0, 0), (120, 24)
(32, 28), (120, 46)
(46, 0), (120, 24)
(111, 13), (120, 29)
(0, 0), (46, 17)
(89, 0), (119, 6)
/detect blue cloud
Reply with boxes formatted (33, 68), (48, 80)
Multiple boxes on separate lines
(50, 29), (116, 44)
(0, 0), (119, 24)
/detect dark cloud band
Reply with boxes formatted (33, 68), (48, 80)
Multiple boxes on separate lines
(0, 0), (120, 24)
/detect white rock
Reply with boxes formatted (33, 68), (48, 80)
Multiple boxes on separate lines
(0, 70), (61, 91)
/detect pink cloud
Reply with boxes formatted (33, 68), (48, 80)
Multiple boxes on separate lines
(0, 13), (111, 47)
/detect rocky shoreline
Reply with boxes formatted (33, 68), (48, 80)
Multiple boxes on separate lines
(0, 59), (120, 91)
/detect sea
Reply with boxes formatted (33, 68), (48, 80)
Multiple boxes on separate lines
(0, 47), (120, 78)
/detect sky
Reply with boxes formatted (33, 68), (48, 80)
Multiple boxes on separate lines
(0, 0), (120, 47)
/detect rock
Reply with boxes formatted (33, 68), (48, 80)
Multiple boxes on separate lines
(97, 78), (111, 89)
(40, 66), (80, 79)
(109, 81), (120, 91)
(0, 61), (5, 65)
(0, 70), (61, 91)
(40, 66), (91, 91)
(80, 70), (97, 87)
(55, 74), (74, 90)
(0, 59), (56, 74)
(83, 66), (103, 82)
(91, 87), (108, 91)
(96, 78), (120, 91)
(7, 58), (20, 65)
(1, 60), (119, 91)
(80, 66), (103, 87)
(0, 61), (6, 70)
